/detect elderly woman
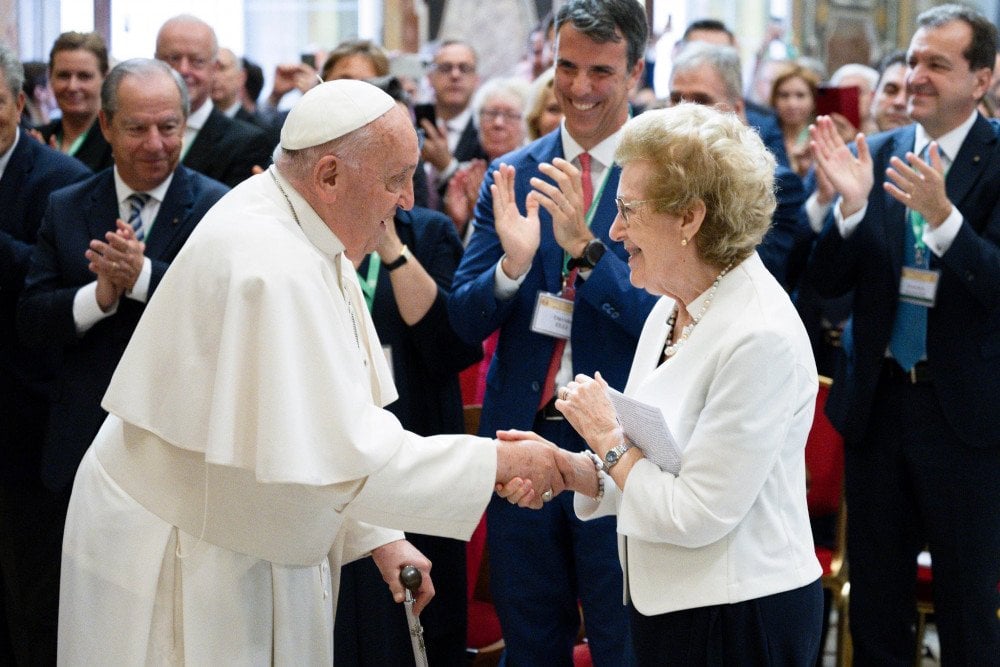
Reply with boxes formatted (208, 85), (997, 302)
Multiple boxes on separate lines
(500, 104), (822, 663)
(35, 31), (112, 171)
(445, 77), (529, 242)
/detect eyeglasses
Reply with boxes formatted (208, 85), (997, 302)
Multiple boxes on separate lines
(159, 53), (213, 72)
(479, 109), (522, 123)
(433, 62), (476, 75)
(615, 197), (668, 225)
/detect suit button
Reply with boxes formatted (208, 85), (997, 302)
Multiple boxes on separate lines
(531, 381), (540, 392)
(602, 303), (620, 319)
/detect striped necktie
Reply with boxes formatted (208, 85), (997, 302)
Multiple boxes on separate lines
(127, 193), (150, 241)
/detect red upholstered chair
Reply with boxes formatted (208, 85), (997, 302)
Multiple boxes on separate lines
(805, 376), (851, 666)
(463, 405), (505, 666)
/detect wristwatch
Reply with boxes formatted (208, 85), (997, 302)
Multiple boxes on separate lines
(604, 441), (634, 470)
(384, 245), (410, 272)
(568, 238), (606, 270)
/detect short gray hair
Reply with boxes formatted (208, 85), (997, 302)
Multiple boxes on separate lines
(276, 121), (377, 183)
(101, 58), (190, 121)
(671, 42), (743, 107)
(0, 44), (24, 98)
(830, 63), (879, 91)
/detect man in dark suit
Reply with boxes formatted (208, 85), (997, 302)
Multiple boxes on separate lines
(0, 44), (92, 667)
(667, 41), (806, 290)
(156, 14), (272, 187)
(419, 40), (487, 207)
(211, 47), (267, 130)
(448, 1), (657, 664)
(16, 59), (227, 659)
(807, 5), (1000, 663)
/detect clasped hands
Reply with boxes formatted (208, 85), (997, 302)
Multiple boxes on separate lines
(494, 373), (622, 509)
(84, 219), (146, 311)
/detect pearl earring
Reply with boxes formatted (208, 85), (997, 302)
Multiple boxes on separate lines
(681, 237), (688, 247)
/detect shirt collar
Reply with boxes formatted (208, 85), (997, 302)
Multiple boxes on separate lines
(113, 165), (175, 205)
(914, 110), (978, 162)
(267, 165), (345, 259)
(0, 127), (19, 178)
(221, 101), (241, 119)
(560, 121), (623, 170)
(187, 98), (214, 131)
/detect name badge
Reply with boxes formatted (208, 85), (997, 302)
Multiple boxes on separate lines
(899, 266), (940, 307)
(531, 292), (573, 339)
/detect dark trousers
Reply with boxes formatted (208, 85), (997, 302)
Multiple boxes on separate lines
(629, 579), (823, 666)
(488, 417), (633, 667)
(0, 475), (70, 667)
(845, 374), (1000, 665)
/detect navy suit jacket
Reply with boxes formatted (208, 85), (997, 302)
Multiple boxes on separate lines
(183, 107), (272, 188)
(807, 116), (1000, 447)
(759, 164), (808, 290)
(448, 129), (659, 436)
(0, 134), (91, 480)
(17, 165), (228, 490)
(38, 118), (113, 173)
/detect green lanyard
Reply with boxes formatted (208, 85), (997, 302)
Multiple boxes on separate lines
(357, 254), (381, 313)
(561, 163), (612, 275)
(57, 128), (88, 156)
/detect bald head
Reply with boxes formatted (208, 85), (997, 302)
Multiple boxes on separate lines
(155, 14), (218, 112)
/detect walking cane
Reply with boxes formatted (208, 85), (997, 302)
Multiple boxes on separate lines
(400, 565), (430, 667)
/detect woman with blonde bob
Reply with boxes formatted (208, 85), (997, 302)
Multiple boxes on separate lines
(499, 104), (823, 663)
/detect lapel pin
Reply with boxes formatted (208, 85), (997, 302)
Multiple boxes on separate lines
(973, 155), (980, 163)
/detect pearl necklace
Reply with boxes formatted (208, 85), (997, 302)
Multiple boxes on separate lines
(663, 262), (733, 359)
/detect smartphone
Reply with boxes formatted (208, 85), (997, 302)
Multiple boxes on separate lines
(816, 85), (861, 130)
(413, 103), (437, 129)
(300, 53), (316, 69)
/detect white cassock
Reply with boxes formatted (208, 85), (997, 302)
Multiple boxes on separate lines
(58, 167), (496, 665)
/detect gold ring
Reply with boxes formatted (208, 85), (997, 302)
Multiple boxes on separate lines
(541, 489), (553, 502)
(557, 387), (569, 401)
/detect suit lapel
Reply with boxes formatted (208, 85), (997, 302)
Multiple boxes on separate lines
(884, 127), (914, 273)
(86, 171), (119, 241)
(0, 136), (31, 220)
(145, 167), (194, 258)
(945, 114), (996, 212)
(183, 110), (220, 171)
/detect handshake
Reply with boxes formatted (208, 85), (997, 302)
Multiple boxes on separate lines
(493, 429), (601, 510)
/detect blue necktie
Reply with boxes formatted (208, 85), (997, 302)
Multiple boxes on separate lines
(127, 193), (150, 241)
(888, 145), (932, 371)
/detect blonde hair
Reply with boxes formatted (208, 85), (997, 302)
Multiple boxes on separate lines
(614, 103), (776, 267)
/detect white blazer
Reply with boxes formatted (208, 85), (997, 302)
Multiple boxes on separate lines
(576, 253), (822, 615)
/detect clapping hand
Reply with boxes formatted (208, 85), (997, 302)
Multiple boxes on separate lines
(530, 158), (593, 256)
(85, 220), (147, 311)
(809, 115), (874, 218)
(884, 141), (952, 229)
(491, 163), (540, 280)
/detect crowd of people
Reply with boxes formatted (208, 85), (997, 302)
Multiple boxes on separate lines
(1, 0), (998, 664)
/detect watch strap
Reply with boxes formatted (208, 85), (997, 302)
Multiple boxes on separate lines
(384, 245), (410, 271)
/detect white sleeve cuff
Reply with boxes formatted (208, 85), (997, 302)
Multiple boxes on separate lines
(805, 192), (832, 234)
(922, 205), (963, 257)
(493, 257), (527, 300)
(834, 197), (867, 238)
(126, 257), (153, 303)
(73, 282), (117, 334)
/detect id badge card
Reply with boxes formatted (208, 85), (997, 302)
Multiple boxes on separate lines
(531, 292), (573, 339)
(899, 266), (940, 307)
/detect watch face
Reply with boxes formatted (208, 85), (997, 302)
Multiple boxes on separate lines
(605, 449), (619, 465)
(586, 240), (606, 264)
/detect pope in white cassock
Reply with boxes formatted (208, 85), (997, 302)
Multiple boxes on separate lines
(57, 80), (564, 665)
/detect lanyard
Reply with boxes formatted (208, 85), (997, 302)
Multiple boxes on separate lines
(561, 163), (612, 275)
(58, 128), (88, 156)
(357, 253), (381, 313)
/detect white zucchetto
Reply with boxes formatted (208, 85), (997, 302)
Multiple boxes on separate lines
(280, 79), (396, 150)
